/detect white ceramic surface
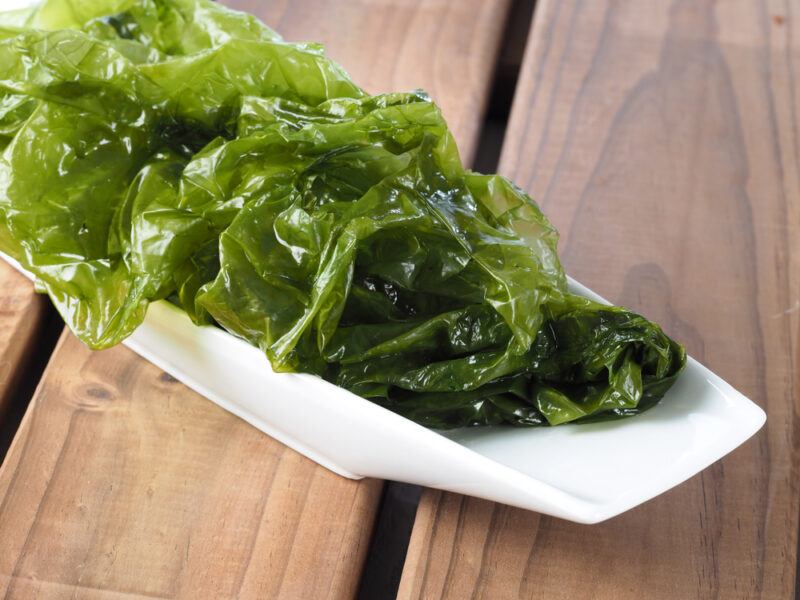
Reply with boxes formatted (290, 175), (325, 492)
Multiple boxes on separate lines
(1, 251), (765, 523)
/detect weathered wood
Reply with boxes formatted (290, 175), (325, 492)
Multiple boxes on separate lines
(226, 0), (511, 165)
(0, 262), (47, 420)
(0, 333), (383, 599)
(0, 1), (512, 597)
(399, 0), (800, 598)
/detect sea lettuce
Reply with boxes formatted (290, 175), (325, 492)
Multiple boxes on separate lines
(0, 0), (685, 428)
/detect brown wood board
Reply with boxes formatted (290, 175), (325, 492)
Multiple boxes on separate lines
(399, 0), (800, 598)
(0, 1), (513, 597)
(225, 0), (512, 165)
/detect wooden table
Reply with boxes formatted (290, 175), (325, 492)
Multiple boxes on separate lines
(0, 1), (797, 598)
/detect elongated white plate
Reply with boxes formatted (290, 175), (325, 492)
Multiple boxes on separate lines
(2, 0), (769, 526)
(2, 251), (765, 523)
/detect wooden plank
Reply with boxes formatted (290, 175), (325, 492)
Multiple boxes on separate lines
(0, 333), (383, 599)
(226, 0), (511, 165)
(398, 1), (800, 599)
(0, 1), (512, 598)
(0, 262), (47, 420)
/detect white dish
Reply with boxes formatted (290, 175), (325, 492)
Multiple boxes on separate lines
(2, 251), (765, 523)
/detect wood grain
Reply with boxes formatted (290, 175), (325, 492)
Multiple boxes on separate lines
(399, 0), (800, 599)
(0, 262), (47, 420)
(224, 0), (512, 165)
(0, 1), (512, 598)
(0, 334), (382, 599)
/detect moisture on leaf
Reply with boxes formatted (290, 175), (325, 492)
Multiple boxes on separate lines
(0, 0), (685, 428)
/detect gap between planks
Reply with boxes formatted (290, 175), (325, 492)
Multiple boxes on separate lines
(0, 1), (516, 599)
(0, 264), (54, 461)
(356, 1), (537, 596)
(398, 0), (800, 598)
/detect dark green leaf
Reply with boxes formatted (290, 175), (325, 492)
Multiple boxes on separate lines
(0, 0), (686, 429)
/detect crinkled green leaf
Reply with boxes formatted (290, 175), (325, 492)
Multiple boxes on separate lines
(0, 0), (686, 429)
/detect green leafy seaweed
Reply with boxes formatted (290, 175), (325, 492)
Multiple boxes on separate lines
(0, 0), (685, 428)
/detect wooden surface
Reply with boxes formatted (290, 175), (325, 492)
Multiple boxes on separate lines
(0, 262), (47, 420)
(399, 0), (800, 599)
(0, 334), (382, 599)
(0, 1), (511, 598)
(225, 0), (512, 165)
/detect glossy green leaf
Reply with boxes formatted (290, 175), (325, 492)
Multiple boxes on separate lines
(0, 0), (685, 429)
